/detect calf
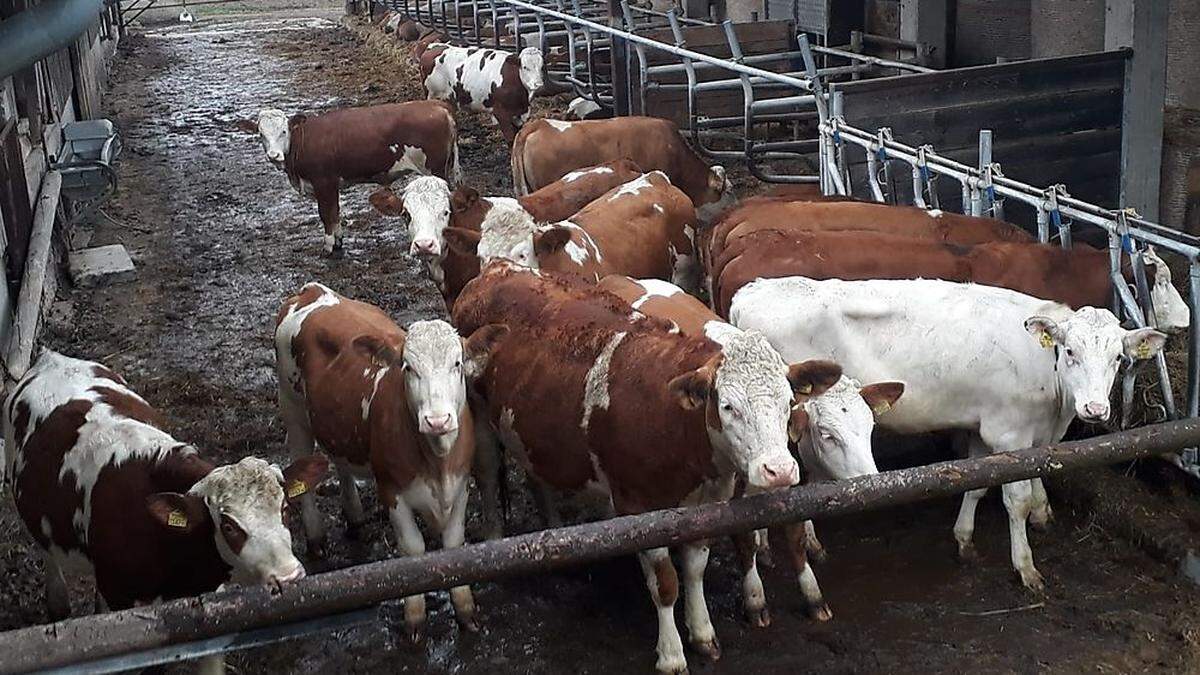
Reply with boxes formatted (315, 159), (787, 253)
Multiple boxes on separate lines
(445, 171), (699, 290)
(420, 43), (544, 144)
(730, 276), (1166, 592)
(453, 268), (840, 674)
(410, 29), (448, 62)
(599, 275), (902, 614)
(274, 282), (506, 638)
(237, 101), (459, 254)
(3, 350), (326, 673)
(711, 229), (1190, 330)
(367, 159), (643, 302)
(511, 116), (734, 222)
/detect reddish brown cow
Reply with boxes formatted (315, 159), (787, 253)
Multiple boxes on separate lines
(275, 282), (506, 639)
(453, 268), (840, 674)
(711, 229), (1191, 332)
(511, 116), (734, 222)
(444, 171), (700, 290)
(237, 101), (459, 255)
(4, 351), (327, 636)
(367, 159), (644, 303)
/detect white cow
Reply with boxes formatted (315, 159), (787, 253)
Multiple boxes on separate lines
(730, 276), (1167, 591)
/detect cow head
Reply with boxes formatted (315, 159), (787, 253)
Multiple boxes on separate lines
(381, 176), (453, 258)
(1142, 246), (1190, 333)
(695, 164), (736, 224)
(668, 331), (841, 490)
(354, 320), (508, 456)
(448, 201), (540, 267)
(235, 108), (294, 167)
(1025, 307), (1167, 423)
(146, 455), (329, 588)
(518, 47), (545, 97)
(790, 377), (904, 481)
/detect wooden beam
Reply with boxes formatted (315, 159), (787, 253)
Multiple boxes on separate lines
(4, 169), (59, 381)
(2, 418), (1199, 673)
(1105, 0), (1168, 220)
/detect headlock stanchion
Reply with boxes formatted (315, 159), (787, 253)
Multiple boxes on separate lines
(5, 419), (1200, 673)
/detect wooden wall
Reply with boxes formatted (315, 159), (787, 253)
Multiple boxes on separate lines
(830, 50), (1126, 228)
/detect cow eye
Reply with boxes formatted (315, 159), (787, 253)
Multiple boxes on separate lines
(454, 360), (462, 369)
(1065, 348), (1075, 359)
(721, 403), (733, 412)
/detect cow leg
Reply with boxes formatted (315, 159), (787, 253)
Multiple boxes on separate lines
(280, 397), (325, 557)
(953, 433), (991, 562)
(732, 530), (770, 628)
(313, 180), (344, 255)
(784, 521), (831, 621)
(495, 110), (518, 146)
(386, 498), (428, 640)
(335, 461), (367, 539)
(638, 547), (687, 675)
(679, 541), (719, 660)
(1028, 477), (1054, 531)
(43, 553), (71, 621)
(1001, 479), (1044, 593)
(471, 417), (505, 540)
(529, 475), (563, 528)
(804, 520), (827, 562)
(195, 655), (225, 675)
(440, 488), (479, 631)
(754, 527), (774, 568)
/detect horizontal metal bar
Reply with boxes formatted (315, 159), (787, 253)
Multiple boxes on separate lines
(751, 94), (818, 112)
(811, 43), (935, 72)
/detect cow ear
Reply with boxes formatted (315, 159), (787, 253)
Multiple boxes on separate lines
(443, 227), (482, 257)
(451, 186), (481, 213)
(860, 381), (905, 417)
(1123, 327), (1168, 361)
(146, 493), (207, 534)
(534, 226), (572, 257)
(463, 323), (510, 380)
(234, 119), (259, 134)
(352, 334), (401, 368)
(787, 360), (842, 399)
(1025, 316), (1063, 349)
(281, 455), (329, 502)
(289, 113), (307, 126)
(368, 188), (406, 217)
(787, 404), (810, 443)
(668, 366), (714, 411)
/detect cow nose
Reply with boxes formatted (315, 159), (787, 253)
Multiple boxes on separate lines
(1082, 401), (1110, 421)
(271, 565), (305, 588)
(424, 413), (453, 434)
(267, 151), (284, 163)
(756, 457), (800, 489)
(411, 238), (439, 256)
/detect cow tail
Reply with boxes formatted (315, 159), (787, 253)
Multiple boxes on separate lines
(449, 118), (462, 187)
(498, 443), (511, 529)
(510, 127), (529, 196)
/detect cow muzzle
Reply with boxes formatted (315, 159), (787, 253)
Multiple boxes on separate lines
(1078, 401), (1111, 423)
(410, 238), (440, 257)
(751, 456), (800, 489)
(422, 413), (456, 435)
(267, 151), (286, 165)
(269, 564), (306, 592)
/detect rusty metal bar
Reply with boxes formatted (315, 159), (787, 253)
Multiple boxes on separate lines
(3, 419), (1200, 673)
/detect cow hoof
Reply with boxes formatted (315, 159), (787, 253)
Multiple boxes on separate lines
(457, 614), (481, 633)
(655, 656), (688, 675)
(956, 543), (979, 563)
(744, 606), (771, 628)
(406, 623), (425, 644)
(808, 603), (834, 622)
(1019, 568), (1046, 595)
(691, 637), (720, 661)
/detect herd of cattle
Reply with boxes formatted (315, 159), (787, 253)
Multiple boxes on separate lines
(0, 11), (1193, 675)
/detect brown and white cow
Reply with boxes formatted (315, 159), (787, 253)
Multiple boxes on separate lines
(710, 228), (1190, 331)
(236, 101), (459, 255)
(410, 29), (448, 62)
(274, 282), (506, 639)
(367, 159), (643, 303)
(445, 171), (700, 291)
(420, 43), (544, 144)
(510, 116), (734, 222)
(598, 275), (903, 619)
(453, 267), (840, 674)
(3, 351), (327, 654)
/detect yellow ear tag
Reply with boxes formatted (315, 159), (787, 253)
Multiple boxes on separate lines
(167, 510), (188, 528)
(798, 383), (813, 395)
(286, 480), (308, 499)
(1136, 341), (1152, 360)
(872, 401), (891, 416)
(1040, 332), (1054, 349)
